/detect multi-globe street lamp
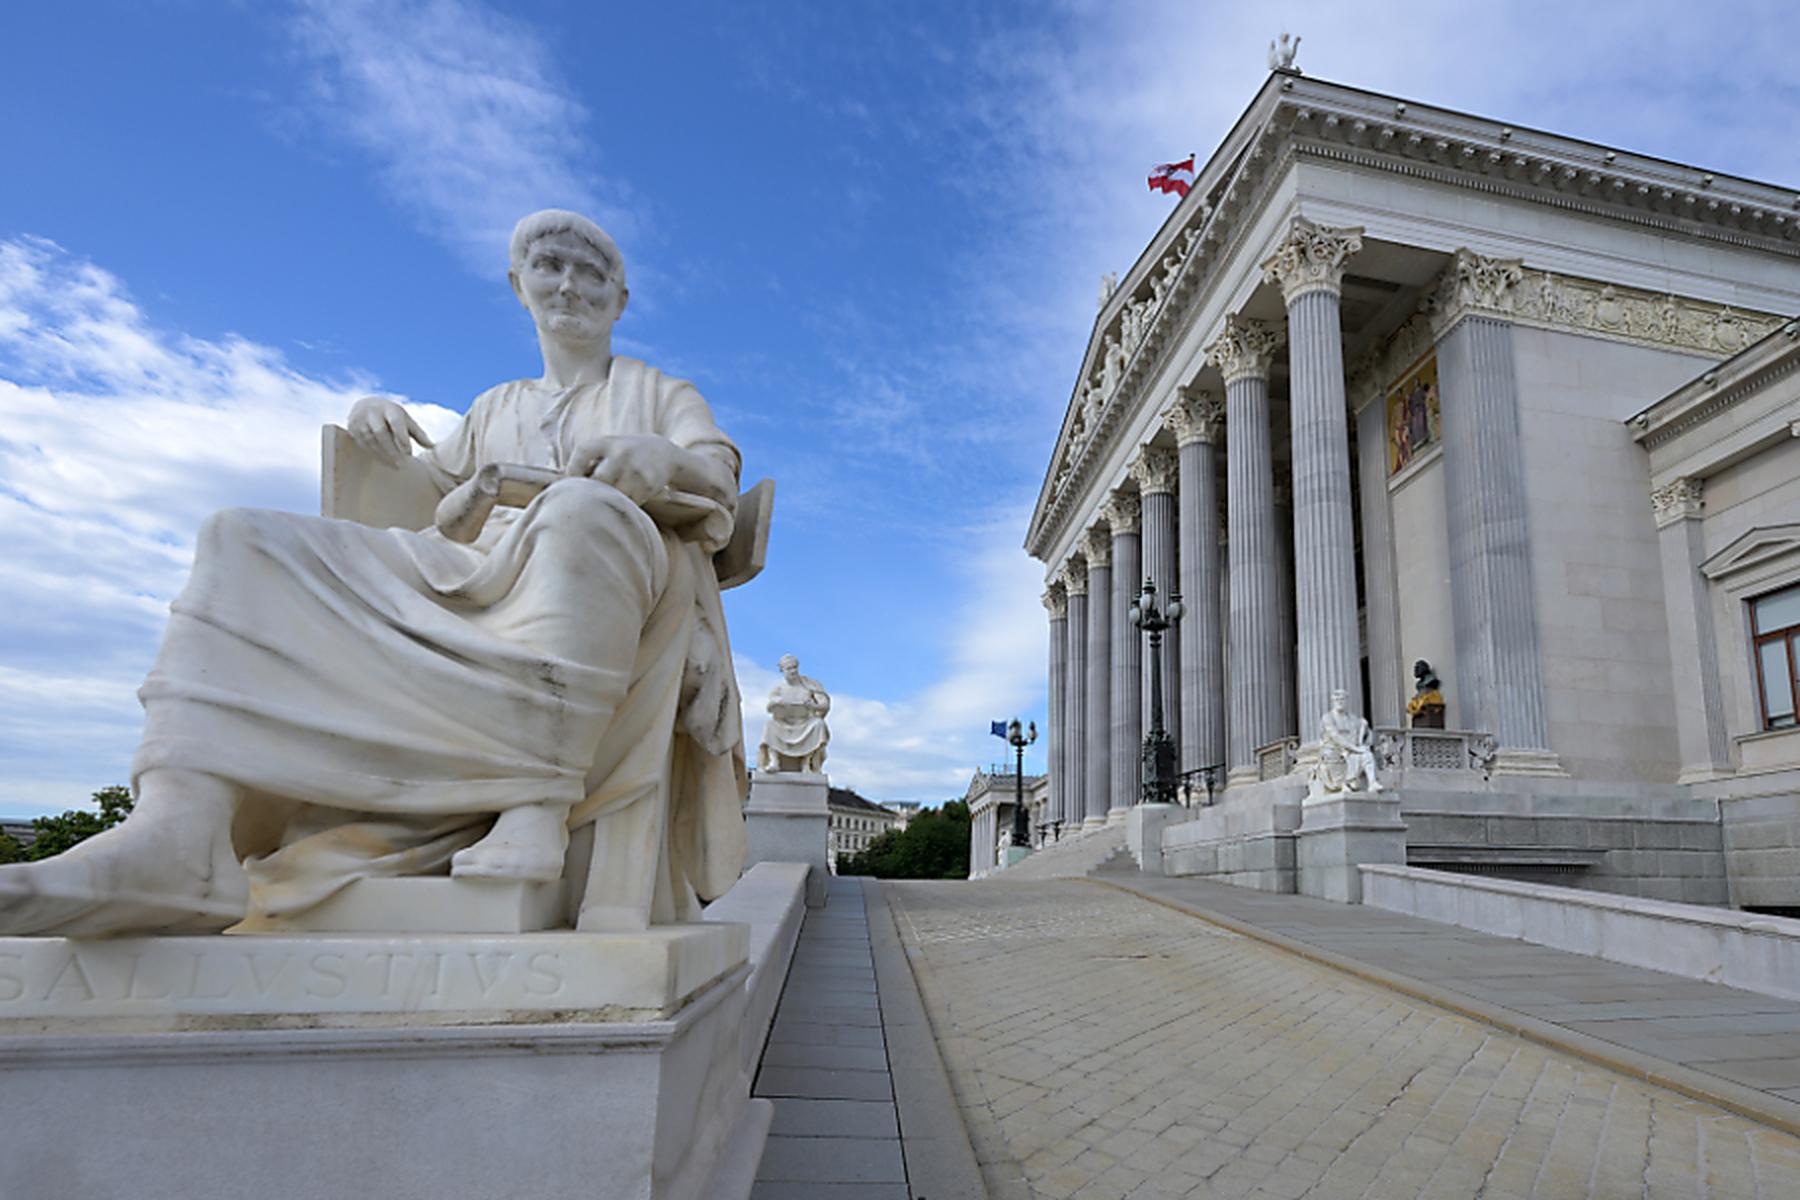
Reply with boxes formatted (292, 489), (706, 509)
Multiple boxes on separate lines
(1129, 579), (1184, 807)
(1003, 717), (1038, 848)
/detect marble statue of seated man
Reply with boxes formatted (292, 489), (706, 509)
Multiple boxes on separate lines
(756, 654), (830, 774)
(0, 210), (750, 937)
(1309, 688), (1383, 799)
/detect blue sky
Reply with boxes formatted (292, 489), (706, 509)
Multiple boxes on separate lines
(1, 0), (1795, 818)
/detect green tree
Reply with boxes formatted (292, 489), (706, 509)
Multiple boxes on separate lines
(0, 833), (23, 864)
(840, 800), (970, 880)
(26, 785), (134, 861)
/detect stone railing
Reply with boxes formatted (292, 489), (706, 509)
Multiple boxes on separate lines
(1373, 727), (1497, 780)
(1255, 737), (1300, 782)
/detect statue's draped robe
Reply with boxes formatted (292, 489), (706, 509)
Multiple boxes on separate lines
(134, 358), (747, 922)
(759, 678), (830, 768)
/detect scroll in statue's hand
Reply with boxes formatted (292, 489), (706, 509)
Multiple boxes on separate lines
(434, 464), (561, 544)
(348, 396), (436, 468)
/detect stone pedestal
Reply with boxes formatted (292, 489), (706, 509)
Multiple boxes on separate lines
(1295, 793), (1407, 904)
(0, 925), (762, 1200)
(244, 877), (568, 934)
(1125, 803), (1187, 875)
(744, 770), (830, 907)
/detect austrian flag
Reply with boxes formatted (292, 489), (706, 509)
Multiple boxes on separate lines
(1148, 155), (1195, 198)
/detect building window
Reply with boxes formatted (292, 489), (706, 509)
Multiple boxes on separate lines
(1752, 584), (1800, 730)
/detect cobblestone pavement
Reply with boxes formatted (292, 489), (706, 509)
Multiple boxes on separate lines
(884, 879), (1800, 1200)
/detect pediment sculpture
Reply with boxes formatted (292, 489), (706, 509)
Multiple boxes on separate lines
(0, 209), (772, 936)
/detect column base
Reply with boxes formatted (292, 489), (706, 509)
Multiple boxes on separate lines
(1491, 748), (1568, 778)
(1106, 806), (1130, 826)
(1083, 815), (1109, 832)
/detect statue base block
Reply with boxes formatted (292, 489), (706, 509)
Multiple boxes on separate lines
(743, 771), (830, 907)
(1295, 793), (1408, 904)
(0, 955), (763, 1200)
(0, 922), (747, 1025)
(237, 876), (568, 934)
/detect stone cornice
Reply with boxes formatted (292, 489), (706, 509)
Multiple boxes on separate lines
(1204, 315), (1285, 385)
(1651, 478), (1704, 528)
(1166, 387), (1226, 446)
(1429, 249), (1523, 337)
(1130, 446), (1180, 496)
(1632, 319), (1800, 452)
(1101, 490), (1141, 536)
(1260, 216), (1364, 303)
(1027, 72), (1800, 562)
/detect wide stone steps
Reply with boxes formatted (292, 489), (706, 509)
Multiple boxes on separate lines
(989, 824), (1127, 881)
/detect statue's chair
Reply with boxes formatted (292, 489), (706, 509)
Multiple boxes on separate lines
(320, 425), (773, 930)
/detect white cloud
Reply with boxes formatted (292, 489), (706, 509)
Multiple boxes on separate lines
(0, 236), (456, 817)
(737, 507), (1046, 804)
(289, 0), (627, 273)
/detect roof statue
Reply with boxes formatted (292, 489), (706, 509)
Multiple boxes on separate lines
(1268, 32), (1301, 74)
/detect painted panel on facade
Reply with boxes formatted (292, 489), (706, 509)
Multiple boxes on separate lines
(1387, 354), (1440, 475)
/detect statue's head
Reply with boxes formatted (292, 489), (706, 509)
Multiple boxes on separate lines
(508, 210), (628, 345)
(1330, 688), (1348, 712)
(778, 654), (800, 679)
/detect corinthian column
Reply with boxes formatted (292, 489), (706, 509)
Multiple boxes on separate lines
(1166, 390), (1225, 776)
(1061, 559), (1089, 831)
(1431, 249), (1562, 773)
(1206, 314), (1285, 780)
(1133, 446), (1181, 767)
(1042, 582), (1069, 836)
(1262, 216), (1365, 746)
(1081, 526), (1113, 827)
(1103, 491), (1142, 820)
(1652, 479), (1732, 781)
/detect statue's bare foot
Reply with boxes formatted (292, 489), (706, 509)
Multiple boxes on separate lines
(451, 803), (570, 883)
(0, 777), (245, 937)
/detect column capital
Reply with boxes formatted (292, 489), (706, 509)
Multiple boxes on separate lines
(1260, 216), (1364, 303)
(1042, 582), (1069, 619)
(1204, 314), (1285, 386)
(1430, 248), (1525, 338)
(1061, 556), (1089, 596)
(1101, 490), (1141, 536)
(1167, 387), (1226, 446)
(1652, 477), (1704, 528)
(1130, 446), (1180, 496)
(1080, 525), (1113, 568)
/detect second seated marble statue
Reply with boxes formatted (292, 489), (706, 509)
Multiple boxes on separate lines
(1308, 688), (1384, 799)
(757, 656), (830, 774)
(0, 210), (749, 936)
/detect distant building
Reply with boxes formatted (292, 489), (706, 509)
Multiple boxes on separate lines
(1, 820), (36, 849)
(828, 786), (899, 872)
(886, 802), (923, 832)
(963, 767), (1049, 879)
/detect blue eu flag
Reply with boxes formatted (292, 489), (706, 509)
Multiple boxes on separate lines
(990, 721), (1008, 739)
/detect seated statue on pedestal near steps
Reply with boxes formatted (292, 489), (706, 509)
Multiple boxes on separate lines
(0, 210), (772, 937)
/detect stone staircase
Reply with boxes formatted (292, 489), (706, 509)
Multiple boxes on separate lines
(989, 824), (1129, 881)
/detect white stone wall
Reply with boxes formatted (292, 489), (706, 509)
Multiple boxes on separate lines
(1514, 326), (1714, 783)
(1388, 452), (1458, 725)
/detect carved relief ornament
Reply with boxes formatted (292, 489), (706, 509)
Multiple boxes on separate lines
(1260, 216), (1364, 303)
(1204, 315), (1285, 386)
(1080, 525), (1114, 568)
(1130, 446), (1181, 496)
(1651, 477), (1704, 528)
(1511, 271), (1780, 357)
(1100, 490), (1142, 536)
(1166, 388), (1226, 446)
(1430, 249), (1525, 337)
(1061, 557), (1089, 596)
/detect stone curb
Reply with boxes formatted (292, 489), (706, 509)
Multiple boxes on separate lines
(1087, 875), (1800, 1141)
(865, 879), (989, 1199)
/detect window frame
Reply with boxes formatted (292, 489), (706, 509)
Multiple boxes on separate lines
(1751, 583), (1800, 731)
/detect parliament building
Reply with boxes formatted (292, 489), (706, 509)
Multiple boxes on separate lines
(1026, 69), (1800, 911)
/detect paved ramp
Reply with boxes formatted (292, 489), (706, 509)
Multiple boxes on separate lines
(886, 878), (1800, 1200)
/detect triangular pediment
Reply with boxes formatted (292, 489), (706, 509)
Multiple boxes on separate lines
(1702, 523), (1800, 580)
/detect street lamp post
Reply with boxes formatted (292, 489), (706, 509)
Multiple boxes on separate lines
(1129, 579), (1185, 807)
(1004, 717), (1038, 848)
